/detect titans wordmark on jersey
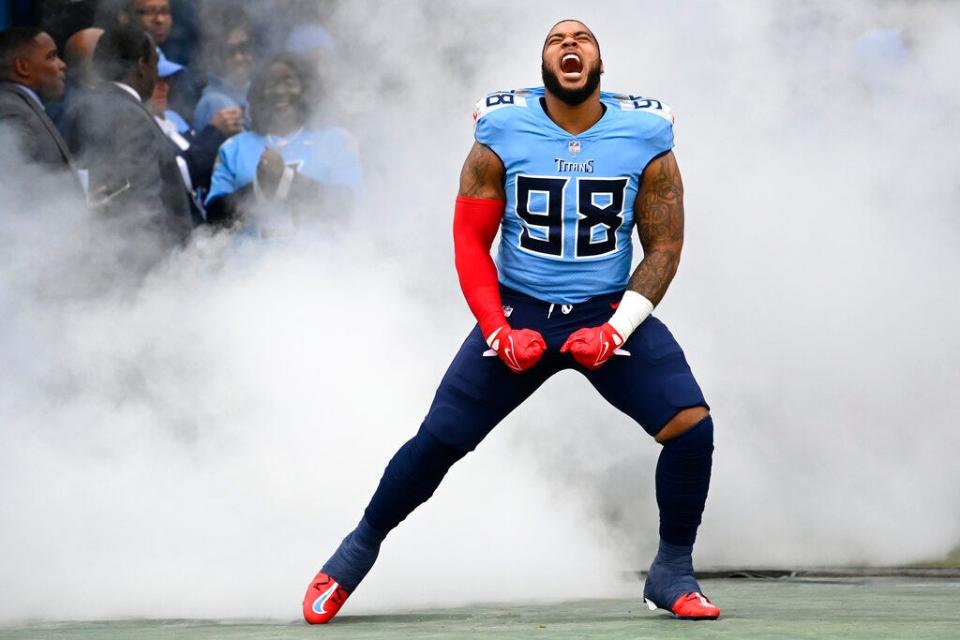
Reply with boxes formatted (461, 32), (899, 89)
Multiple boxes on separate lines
(473, 86), (675, 305)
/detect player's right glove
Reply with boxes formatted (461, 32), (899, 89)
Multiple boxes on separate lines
(484, 325), (547, 373)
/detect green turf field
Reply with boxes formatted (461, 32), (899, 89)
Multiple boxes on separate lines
(3, 578), (959, 639)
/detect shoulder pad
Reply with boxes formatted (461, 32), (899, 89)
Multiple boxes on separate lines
(606, 93), (675, 125)
(472, 88), (537, 123)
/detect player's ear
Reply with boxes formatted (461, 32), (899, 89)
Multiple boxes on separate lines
(13, 54), (30, 79)
(600, 59), (605, 75)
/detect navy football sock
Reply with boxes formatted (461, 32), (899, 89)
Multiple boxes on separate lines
(655, 415), (713, 546)
(321, 517), (384, 593)
(643, 540), (701, 607)
(322, 426), (466, 592)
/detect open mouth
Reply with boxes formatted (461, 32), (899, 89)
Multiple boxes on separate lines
(560, 53), (583, 79)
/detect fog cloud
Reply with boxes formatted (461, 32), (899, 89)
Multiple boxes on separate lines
(1, 0), (958, 622)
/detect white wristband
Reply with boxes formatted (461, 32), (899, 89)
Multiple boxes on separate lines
(607, 291), (654, 341)
(275, 166), (296, 201)
(253, 166), (296, 202)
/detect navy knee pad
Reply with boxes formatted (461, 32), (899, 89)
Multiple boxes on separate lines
(655, 415), (713, 547)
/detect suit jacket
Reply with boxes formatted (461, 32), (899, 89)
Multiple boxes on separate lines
(0, 81), (73, 169)
(61, 82), (193, 241)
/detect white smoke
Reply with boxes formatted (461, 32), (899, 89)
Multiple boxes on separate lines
(1, 0), (959, 623)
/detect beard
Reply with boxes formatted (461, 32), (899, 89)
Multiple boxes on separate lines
(541, 60), (602, 106)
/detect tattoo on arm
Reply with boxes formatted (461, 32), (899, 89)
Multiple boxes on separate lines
(628, 151), (684, 305)
(458, 142), (506, 199)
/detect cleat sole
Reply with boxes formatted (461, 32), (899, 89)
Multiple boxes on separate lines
(643, 595), (720, 620)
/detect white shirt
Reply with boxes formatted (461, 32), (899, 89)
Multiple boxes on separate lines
(153, 115), (194, 194)
(111, 81), (142, 102)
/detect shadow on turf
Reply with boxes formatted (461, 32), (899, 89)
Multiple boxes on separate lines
(332, 613), (475, 625)
(332, 612), (724, 626)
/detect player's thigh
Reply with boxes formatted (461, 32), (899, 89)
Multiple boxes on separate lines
(422, 325), (554, 451)
(585, 316), (708, 438)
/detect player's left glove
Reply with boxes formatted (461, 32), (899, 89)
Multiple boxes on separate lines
(560, 323), (624, 370)
(560, 291), (656, 371)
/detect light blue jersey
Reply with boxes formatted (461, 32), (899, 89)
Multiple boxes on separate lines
(207, 126), (362, 204)
(474, 86), (674, 304)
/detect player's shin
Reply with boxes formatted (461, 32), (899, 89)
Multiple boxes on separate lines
(655, 415), (713, 547)
(319, 427), (466, 593)
(643, 415), (718, 618)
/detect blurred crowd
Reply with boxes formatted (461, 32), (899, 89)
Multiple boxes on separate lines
(0, 0), (362, 245)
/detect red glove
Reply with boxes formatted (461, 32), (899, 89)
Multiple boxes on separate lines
(560, 323), (625, 370)
(486, 325), (546, 373)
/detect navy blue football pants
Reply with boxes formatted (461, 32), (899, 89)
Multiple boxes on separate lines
(359, 286), (711, 545)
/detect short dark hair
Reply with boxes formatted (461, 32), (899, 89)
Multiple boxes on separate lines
(93, 23), (154, 82)
(542, 19), (600, 55)
(248, 53), (318, 134)
(0, 27), (45, 77)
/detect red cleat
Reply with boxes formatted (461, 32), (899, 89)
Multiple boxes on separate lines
(302, 571), (350, 624)
(645, 592), (720, 620)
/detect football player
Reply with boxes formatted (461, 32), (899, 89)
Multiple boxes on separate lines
(303, 19), (720, 622)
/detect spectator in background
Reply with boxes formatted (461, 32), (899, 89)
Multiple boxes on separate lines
(149, 54), (243, 216)
(193, 8), (253, 133)
(62, 24), (192, 241)
(49, 27), (102, 128)
(158, 0), (198, 66)
(240, 0), (336, 59)
(150, 50), (188, 132)
(120, 0), (199, 122)
(0, 27), (73, 171)
(38, 0), (98, 50)
(284, 23), (335, 69)
(206, 53), (361, 236)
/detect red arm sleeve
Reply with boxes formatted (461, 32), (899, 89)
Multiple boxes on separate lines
(453, 195), (507, 341)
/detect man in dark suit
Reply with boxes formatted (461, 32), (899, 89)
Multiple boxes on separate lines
(61, 23), (193, 242)
(0, 27), (74, 171)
